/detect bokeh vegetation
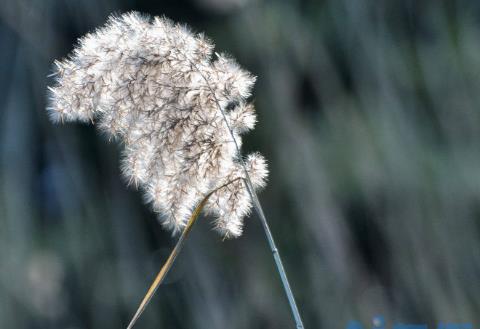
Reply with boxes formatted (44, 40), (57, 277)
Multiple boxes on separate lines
(1, 0), (480, 328)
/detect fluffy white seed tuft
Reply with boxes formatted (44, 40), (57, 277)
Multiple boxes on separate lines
(47, 12), (268, 238)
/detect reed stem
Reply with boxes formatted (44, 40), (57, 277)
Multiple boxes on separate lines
(189, 59), (305, 328)
(127, 186), (216, 329)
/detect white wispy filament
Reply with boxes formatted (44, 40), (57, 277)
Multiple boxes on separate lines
(47, 12), (268, 238)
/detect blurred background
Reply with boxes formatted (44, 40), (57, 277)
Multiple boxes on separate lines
(2, 0), (480, 328)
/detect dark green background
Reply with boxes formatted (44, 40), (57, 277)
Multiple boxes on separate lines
(1, 0), (480, 328)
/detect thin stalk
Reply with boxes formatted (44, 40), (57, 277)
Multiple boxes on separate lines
(243, 179), (304, 329)
(126, 179), (238, 329)
(187, 59), (305, 329)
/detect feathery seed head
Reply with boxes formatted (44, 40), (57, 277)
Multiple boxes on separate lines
(47, 11), (268, 238)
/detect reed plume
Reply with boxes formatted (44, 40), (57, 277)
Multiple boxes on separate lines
(48, 12), (267, 237)
(47, 11), (303, 329)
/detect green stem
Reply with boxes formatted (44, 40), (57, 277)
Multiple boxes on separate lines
(188, 60), (305, 329)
